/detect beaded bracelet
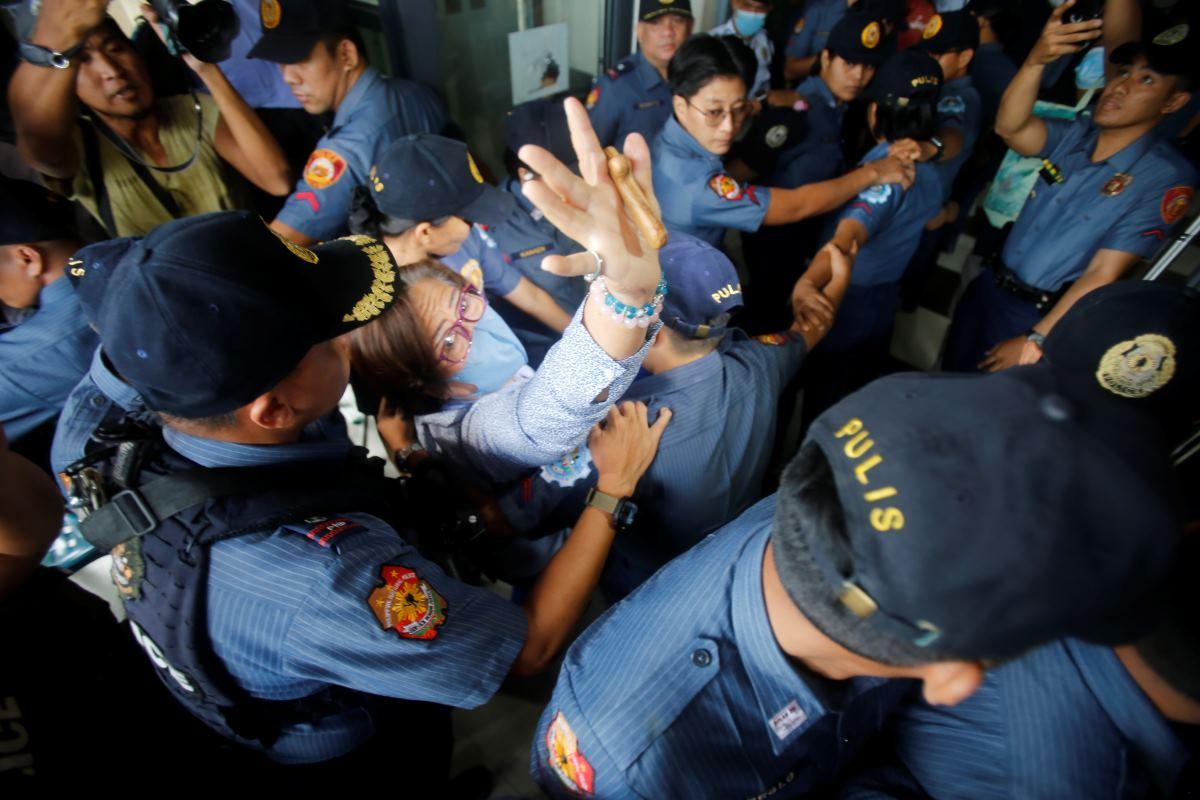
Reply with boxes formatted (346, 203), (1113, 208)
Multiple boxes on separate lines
(589, 275), (668, 328)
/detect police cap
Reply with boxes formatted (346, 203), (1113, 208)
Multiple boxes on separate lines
(918, 10), (980, 54)
(1040, 280), (1200, 440)
(639, 0), (693, 22)
(658, 231), (743, 339)
(67, 211), (400, 418)
(504, 98), (577, 172)
(0, 178), (78, 246)
(369, 134), (515, 227)
(772, 368), (1180, 665)
(866, 50), (943, 108)
(247, 0), (353, 64)
(858, 0), (907, 25)
(825, 10), (888, 67)
(1109, 17), (1198, 83)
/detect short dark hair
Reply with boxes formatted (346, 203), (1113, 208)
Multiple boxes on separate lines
(667, 34), (757, 99)
(347, 186), (451, 240)
(319, 28), (368, 65)
(349, 259), (465, 417)
(870, 100), (938, 142)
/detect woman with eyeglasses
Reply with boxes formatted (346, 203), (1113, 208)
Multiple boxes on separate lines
(652, 34), (917, 249)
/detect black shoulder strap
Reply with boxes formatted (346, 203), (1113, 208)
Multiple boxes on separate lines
(79, 121), (117, 236)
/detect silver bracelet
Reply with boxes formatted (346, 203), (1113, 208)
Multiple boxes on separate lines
(584, 249), (604, 283)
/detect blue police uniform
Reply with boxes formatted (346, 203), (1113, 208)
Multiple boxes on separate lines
(932, 75), (983, 199)
(586, 51), (674, 149)
(969, 42), (1018, 129)
(275, 67), (448, 241)
(786, 0), (849, 66)
(500, 328), (809, 601)
(441, 224), (522, 298)
(652, 115), (772, 247)
(770, 75), (847, 190)
(943, 118), (1197, 371)
(531, 497), (913, 799)
(51, 346), (142, 474)
(840, 639), (1191, 799)
(482, 178), (588, 365)
(0, 278), (97, 441)
(161, 426), (527, 764)
(226, 0), (301, 109)
(710, 18), (775, 99)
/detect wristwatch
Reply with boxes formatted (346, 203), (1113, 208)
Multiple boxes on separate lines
(393, 442), (426, 466)
(18, 39), (84, 69)
(1024, 329), (1047, 348)
(585, 487), (638, 533)
(928, 136), (945, 161)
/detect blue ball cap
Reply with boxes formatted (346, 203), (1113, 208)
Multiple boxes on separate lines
(369, 134), (515, 227)
(918, 10), (981, 54)
(773, 367), (1181, 665)
(657, 232), (743, 339)
(867, 50), (944, 108)
(825, 10), (888, 67)
(68, 211), (400, 418)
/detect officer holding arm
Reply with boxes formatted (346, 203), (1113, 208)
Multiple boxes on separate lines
(587, 0), (693, 149)
(942, 7), (1197, 372)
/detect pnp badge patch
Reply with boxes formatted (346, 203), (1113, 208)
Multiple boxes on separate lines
(862, 21), (881, 49)
(923, 14), (943, 39)
(794, 17), (805, 34)
(468, 153), (485, 184)
(540, 446), (593, 487)
(303, 149), (347, 190)
(1101, 173), (1133, 197)
(1153, 23), (1188, 47)
(367, 565), (448, 640)
(110, 538), (145, 600)
(458, 259), (485, 292)
(586, 84), (600, 109)
(546, 712), (595, 797)
(260, 0), (281, 29)
(1161, 186), (1194, 225)
(755, 332), (790, 346)
(1096, 334), (1176, 399)
(709, 173), (745, 201)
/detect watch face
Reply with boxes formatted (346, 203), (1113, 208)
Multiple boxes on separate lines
(614, 500), (639, 531)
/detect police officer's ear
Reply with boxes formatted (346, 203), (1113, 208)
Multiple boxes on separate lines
(334, 37), (362, 72)
(819, 49), (832, 75)
(1161, 84), (1192, 117)
(957, 47), (975, 71)
(11, 244), (46, 282)
(672, 93), (690, 121)
(246, 392), (299, 432)
(914, 660), (984, 707)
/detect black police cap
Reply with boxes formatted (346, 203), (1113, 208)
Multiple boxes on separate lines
(639, 0), (693, 22)
(866, 50), (943, 108)
(918, 10), (980, 54)
(0, 178), (78, 246)
(1110, 18), (1198, 83)
(504, 98), (577, 171)
(859, 0), (907, 24)
(247, 0), (353, 64)
(68, 211), (400, 418)
(369, 134), (515, 227)
(773, 367), (1180, 665)
(825, 10), (888, 67)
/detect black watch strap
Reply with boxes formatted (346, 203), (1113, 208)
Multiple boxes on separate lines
(18, 39), (85, 69)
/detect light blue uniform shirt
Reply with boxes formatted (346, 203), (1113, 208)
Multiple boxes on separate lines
(586, 51), (673, 149)
(710, 18), (775, 100)
(652, 115), (772, 247)
(224, 0), (300, 109)
(441, 224), (522, 298)
(786, 0), (849, 63)
(531, 496), (914, 799)
(840, 639), (1192, 799)
(933, 75), (983, 200)
(51, 346), (143, 474)
(500, 329), (809, 600)
(1003, 118), (1197, 291)
(161, 426), (528, 764)
(275, 67), (448, 241)
(0, 278), (97, 441)
(841, 142), (944, 286)
(769, 75), (847, 189)
(414, 303), (658, 485)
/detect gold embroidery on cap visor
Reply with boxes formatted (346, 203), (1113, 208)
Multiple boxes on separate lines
(862, 21), (881, 49)
(341, 235), (397, 323)
(468, 153), (484, 184)
(260, 0), (281, 29)
(1096, 333), (1177, 399)
(268, 226), (319, 264)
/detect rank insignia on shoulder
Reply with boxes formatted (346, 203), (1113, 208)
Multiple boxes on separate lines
(367, 565), (448, 640)
(546, 712), (595, 797)
(540, 446), (592, 487)
(1101, 172), (1133, 197)
(303, 148), (347, 190)
(1161, 186), (1194, 225)
(755, 332), (791, 346)
(302, 516), (364, 548)
(709, 173), (745, 201)
(586, 84), (601, 109)
(1096, 334), (1176, 399)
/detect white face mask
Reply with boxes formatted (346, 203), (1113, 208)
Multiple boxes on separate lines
(1047, 0), (1067, 6)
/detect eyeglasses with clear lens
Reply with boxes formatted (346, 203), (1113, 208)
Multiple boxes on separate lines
(437, 283), (487, 364)
(686, 98), (753, 128)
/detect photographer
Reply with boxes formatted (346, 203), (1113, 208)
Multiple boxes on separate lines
(7, 0), (290, 236)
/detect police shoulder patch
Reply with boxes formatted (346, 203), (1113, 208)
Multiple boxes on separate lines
(586, 83), (601, 109)
(546, 711), (596, 797)
(303, 148), (347, 190)
(540, 446), (592, 487)
(367, 565), (448, 640)
(755, 332), (792, 346)
(860, 184), (893, 205)
(708, 172), (745, 201)
(1161, 186), (1194, 225)
(458, 259), (485, 292)
(937, 95), (966, 116)
(1096, 334), (1176, 399)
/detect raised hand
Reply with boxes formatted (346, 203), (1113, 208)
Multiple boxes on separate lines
(31, 0), (108, 49)
(1028, 0), (1104, 67)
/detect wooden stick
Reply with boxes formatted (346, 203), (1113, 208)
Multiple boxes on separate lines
(604, 146), (668, 249)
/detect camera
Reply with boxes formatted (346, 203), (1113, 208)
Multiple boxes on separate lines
(149, 0), (239, 63)
(1064, 0), (1103, 25)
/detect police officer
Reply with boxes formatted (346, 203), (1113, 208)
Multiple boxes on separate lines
(839, 282), (1200, 800)
(531, 364), (1181, 799)
(498, 232), (851, 601)
(795, 51), (947, 423)
(785, 0), (906, 82)
(251, 0), (450, 245)
(587, 0), (694, 149)
(710, 0), (776, 101)
(942, 10), (1197, 372)
(494, 99), (589, 365)
(652, 34), (913, 249)
(0, 179), (94, 450)
(742, 10), (888, 330)
(64, 205), (666, 783)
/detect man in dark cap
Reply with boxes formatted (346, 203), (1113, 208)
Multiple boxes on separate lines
(0, 179), (94, 452)
(587, 0), (694, 149)
(942, 8), (1196, 373)
(250, 0), (450, 245)
(530, 362), (1181, 799)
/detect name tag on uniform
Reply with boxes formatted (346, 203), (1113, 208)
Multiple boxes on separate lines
(512, 244), (551, 261)
(769, 700), (808, 740)
(635, 100), (663, 109)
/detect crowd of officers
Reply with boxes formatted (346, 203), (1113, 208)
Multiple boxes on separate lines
(1, 0), (1198, 796)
